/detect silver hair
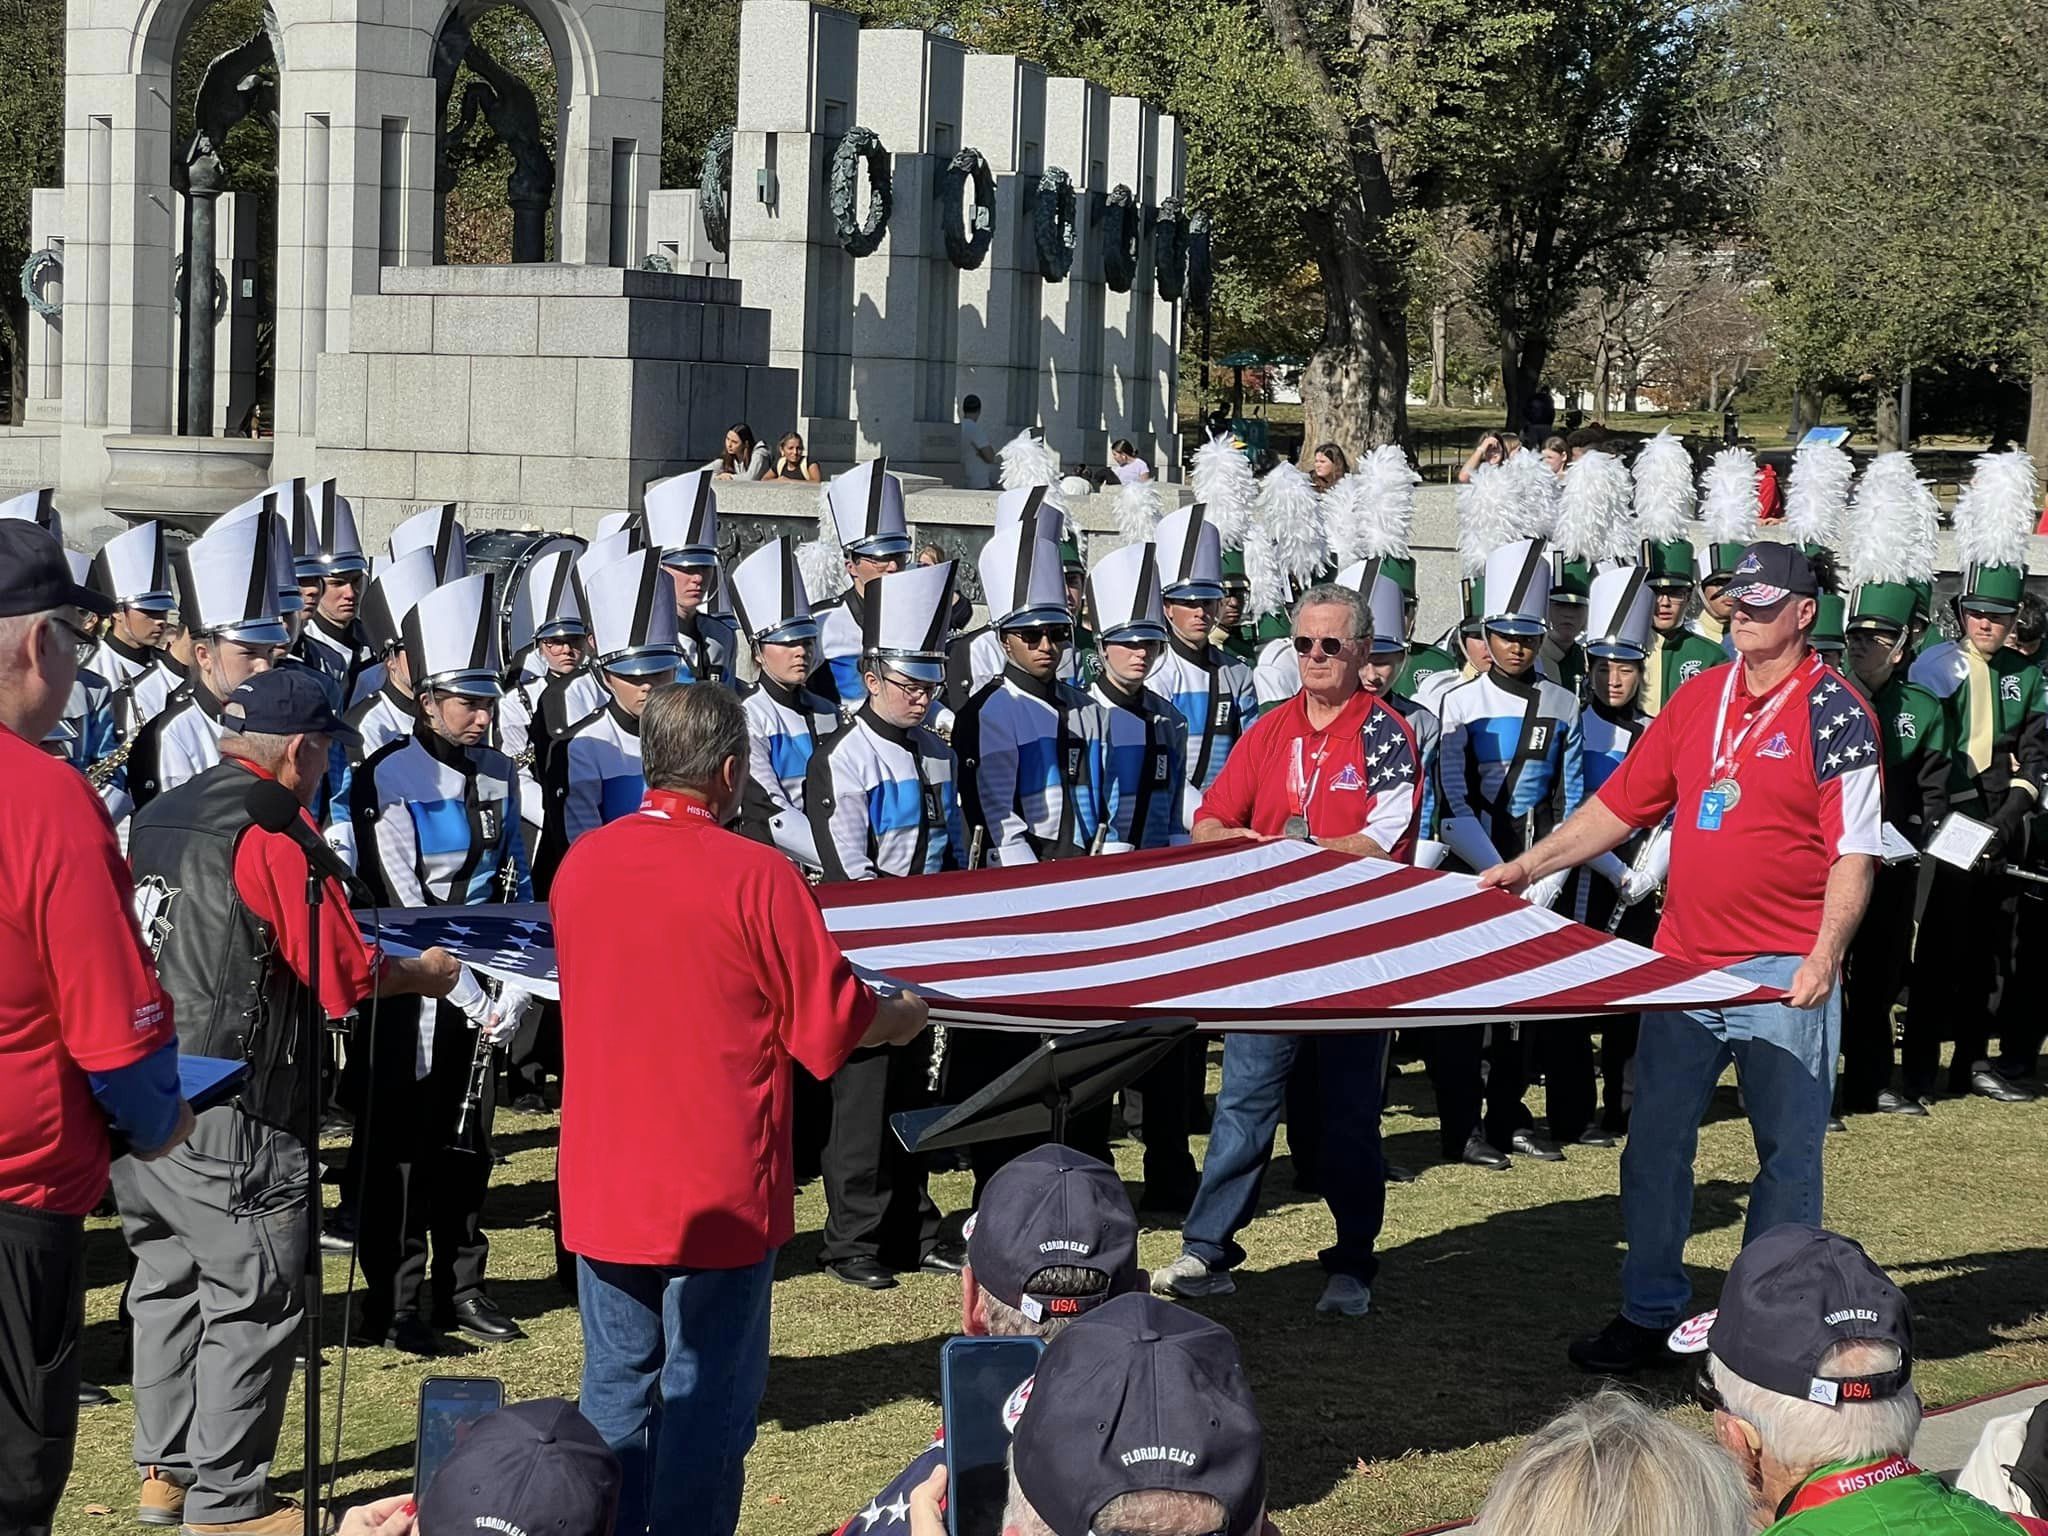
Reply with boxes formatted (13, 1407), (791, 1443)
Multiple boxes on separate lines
(1003, 1464), (1236, 1536)
(1711, 1341), (1921, 1472)
(1293, 583), (1370, 641)
(1476, 1388), (1751, 1536)
(640, 681), (748, 792)
(217, 731), (299, 773)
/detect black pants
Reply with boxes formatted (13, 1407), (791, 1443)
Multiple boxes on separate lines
(1599, 1017), (1640, 1132)
(503, 1001), (561, 1103)
(942, 1029), (1112, 1203)
(1995, 886), (2048, 1079)
(0, 1199), (83, 1536)
(355, 1001), (494, 1327)
(1840, 863), (1919, 1111)
(1906, 863), (2015, 1094)
(1535, 1021), (1598, 1143)
(1129, 1036), (1201, 1202)
(820, 1044), (941, 1267)
(1423, 1024), (1533, 1157)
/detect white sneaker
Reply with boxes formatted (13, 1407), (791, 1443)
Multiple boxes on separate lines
(1152, 1251), (1236, 1298)
(1315, 1274), (1371, 1317)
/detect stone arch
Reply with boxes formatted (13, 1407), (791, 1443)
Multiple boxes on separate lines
(430, 0), (573, 263)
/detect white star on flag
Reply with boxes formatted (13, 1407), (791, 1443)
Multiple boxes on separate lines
(884, 1493), (911, 1523)
(860, 1500), (884, 1530)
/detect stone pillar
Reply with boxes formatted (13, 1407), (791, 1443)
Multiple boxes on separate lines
(1099, 95), (1152, 471)
(25, 189), (65, 426)
(956, 54), (1045, 452)
(1148, 115), (1186, 479)
(1039, 76), (1111, 468)
(555, 0), (664, 267)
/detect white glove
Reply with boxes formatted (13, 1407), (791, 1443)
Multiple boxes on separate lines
(1097, 839), (1135, 856)
(992, 842), (1040, 868)
(448, 965), (490, 1023)
(1522, 870), (1569, 909)
(483, 982), (538, 1045)
(1412, 839), (1450, 871)
(1589, 851), (1632, 890)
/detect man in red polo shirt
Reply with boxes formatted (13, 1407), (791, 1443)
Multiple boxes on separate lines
(551, 682), (928, 1536)
(1153, 582), (1419, 1322)
(0, 521), (190, 1536)
(1481, 543), (1880, 1377)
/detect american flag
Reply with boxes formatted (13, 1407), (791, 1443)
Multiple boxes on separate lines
(367, 841), (1775, 1029)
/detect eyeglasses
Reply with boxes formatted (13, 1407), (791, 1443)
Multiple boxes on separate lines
(882, 672), (938, 700)
(49, 612), (94, 660)
(1010, 625), (1071, 647)
(1691, 1361), (1728, 1415)
(1293, 635), (1348, 658)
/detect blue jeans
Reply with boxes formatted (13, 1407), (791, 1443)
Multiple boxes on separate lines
(576, 1251), (776, 1536)
(1620, 953), (1840, 1327)
(1184, 1031), (1386, 1283)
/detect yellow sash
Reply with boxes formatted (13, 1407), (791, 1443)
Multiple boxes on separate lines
(1963, 647), (1994, 779)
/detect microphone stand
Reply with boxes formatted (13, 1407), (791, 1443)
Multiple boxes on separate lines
(300, 859), (325, 1536)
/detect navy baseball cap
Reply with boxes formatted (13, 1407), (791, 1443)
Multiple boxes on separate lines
(1724, 543), (1821, 608)
(1013, 1293), (1265, 1536)
(221, 668), (359, 745)
(0, 521), (114, 619)
(1668, 1224), (1913, 1407)
(416, 1398), (621, 1536)
(964, 1144), (1140, 1323)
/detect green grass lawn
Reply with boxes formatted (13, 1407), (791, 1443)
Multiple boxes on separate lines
(57, 1057), (2048, 1535)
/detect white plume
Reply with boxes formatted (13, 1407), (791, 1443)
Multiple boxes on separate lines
(1192, 434), (1258, 549)
(1457, 461), (1526, 577)
(796, 482), (851, 601)
(1503, 448), (1561, 539)
(1952, 448), (2040, 572)
(1699, 446), (1759, 546)
(1331, 444), (1420, 563)
(1253, 461), (1328, 591)
(1113, 478), (1162, 545)
(1630, 429), (1696, 544)
(1843, 451), (1938, 589)
(1554, 449), (1631, 563)
(1242, 520), (1290, 623)
(1000, 430), (1069, 539)
(1784, 441), (1853, 550)
(1318, 473), (1360, 563)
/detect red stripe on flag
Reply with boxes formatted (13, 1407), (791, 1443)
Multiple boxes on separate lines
(814, 839), (1255, 912)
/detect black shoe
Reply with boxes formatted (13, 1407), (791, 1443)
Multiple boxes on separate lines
(1574, 1128), (1619, 1148)
(920, 1242), (967, 1275)
(825, 1256), (898, 1290)
(1384, 1162), (1416, 1184)
(77, 1381), (116, 1408)
(384, 1315), (441, 1357)
(1509, 1130), (1566, 1162)
(1970, 1068), (2039, 1103)
(1875, 1091), (1929, 1117)
(450, 1295), (525, 1342)
(1568, 1314), (1679, 1374)
(511, 1093), (548, 1114)
(1826, 1115), (1848, 1134)
(319, 1225), (355, 1255)
(1460, 1133), (1511, 1170)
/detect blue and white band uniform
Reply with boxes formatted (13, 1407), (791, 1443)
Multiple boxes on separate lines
(741, 679), (841, 869)
(675, 611), (738, 687)
(1434, 668), (1586, 867)
(352, 730), (532, 910)
(500, 668), (605, 833)
(806, 709), (966, 879)
(1146, 640), (1257, 826)
(1089, 680), (1186, 850)
(952, 669), (1103, 864)
(811, 593), (869, 703)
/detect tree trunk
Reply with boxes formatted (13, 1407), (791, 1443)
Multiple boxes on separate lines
(1593, 333), (1612, 418)
(2028, 350), (2048, 467)
(3, 299), (27, 426)
(1499, 330), (1546, 433)
(1621, 357), (1639, 414)
(1300, 207), (1409, 451)
(1427, 302), (1448, 408)
(1874, 385), (1902, 451)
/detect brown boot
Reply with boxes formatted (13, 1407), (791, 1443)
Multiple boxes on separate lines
(138, 1468), (187, 1527)
(182, 1497), (334, 1534)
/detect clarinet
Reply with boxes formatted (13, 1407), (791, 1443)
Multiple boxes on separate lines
(926, 828), (986, 1091)
(455, 830), (525, 1138)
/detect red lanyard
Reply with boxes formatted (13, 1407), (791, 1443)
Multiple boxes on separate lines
(1288, 733), (1331, 821)
(640, 788), (718, 824)
(1780, 1456), (1918, 1518)
(1709, 654), (1822, 786)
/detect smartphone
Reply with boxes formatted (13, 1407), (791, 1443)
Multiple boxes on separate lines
(414, 1376), (504, 1496)
(941, 1336), (1045, 1536)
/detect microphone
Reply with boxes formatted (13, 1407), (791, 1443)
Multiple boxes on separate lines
(244, 778), (370, 901)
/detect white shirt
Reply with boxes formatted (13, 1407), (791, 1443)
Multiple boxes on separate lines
(1112, 456), (1152, 485)
(959, 417), (997, 489)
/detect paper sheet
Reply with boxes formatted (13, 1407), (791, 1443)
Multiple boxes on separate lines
(1879, 823), (1918, 864)
(1925, 812), (1997, 872)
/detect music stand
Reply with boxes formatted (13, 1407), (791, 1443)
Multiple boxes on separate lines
(891, 1016), (1200, 1153)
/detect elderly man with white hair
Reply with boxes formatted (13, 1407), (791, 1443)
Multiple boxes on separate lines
(1675, 1223), (2048, 1536)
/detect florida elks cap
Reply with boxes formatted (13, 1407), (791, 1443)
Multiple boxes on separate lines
(1013, 1293), (1266, 1536)
(416, 1398), (621, 1536)
(1723, 541), (1821, 607)
(1668, 1223), (1913, 1407)
(964, 1144), (1140, 1322)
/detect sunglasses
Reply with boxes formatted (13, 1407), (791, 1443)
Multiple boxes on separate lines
(49, 612), (94, 658)
(1293, 635), (1348, 657)
(1011, 625), (1072, 646)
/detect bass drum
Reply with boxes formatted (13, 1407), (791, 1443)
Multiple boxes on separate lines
(464, 528), (587, 669)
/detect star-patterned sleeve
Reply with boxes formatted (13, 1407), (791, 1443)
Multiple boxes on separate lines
(1809, 670), (1885, 860)
(1361, 696), (1422, 858)
(835, 1431), (943, 1535)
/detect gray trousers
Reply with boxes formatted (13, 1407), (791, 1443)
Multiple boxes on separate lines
(110, 1104), (308, 1525)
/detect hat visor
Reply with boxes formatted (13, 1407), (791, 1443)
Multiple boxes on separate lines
(600, 648), (683, 677)
(421, 670), (504, 700)
(208, 618), (291, 647)
(1368, 637), (1409, 655)
(1100, 622), (1168, 645)
(848, 535), (913, 559)
(866, 651), (946, 684)
(1585, 641), (1649, 661)
(314, 714), (361, 749)
(68, 580), (116, 618)
(1960, 598), (2021, 616)
(1163, 582), (1224, 602)
(1843, 616), (1905, 636)
(998, 606), (1076, 632)
(661, 548), (720, 570)
(533, 620), (589, 640)
(755, 619), (819, 646)
(1646, 576), (1694, 592)
(1483, 616), (1546, 637)
(1726, 582), (1795, 607)
(123, 592), (178, 614)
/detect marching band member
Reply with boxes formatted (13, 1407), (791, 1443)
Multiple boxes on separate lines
(534, 547), (683, 889)
(643, 469), (737, 687)
(810, 459), (914, 705)
(498, 546), (599, 853)
(348, 573), (532, 1352)
(803, 561), (965, 1286)
(730, 536), (839, 872)
(325, 547), (442, 867)
(1146, 504), (1258, 827)
(85, 519), (182, 735)
(948, 486), (1079, 700)
(287, 479), (373, 701)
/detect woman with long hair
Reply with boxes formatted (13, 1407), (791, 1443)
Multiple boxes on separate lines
(766, 431), (821, 483)
(709, 423), (771, 480)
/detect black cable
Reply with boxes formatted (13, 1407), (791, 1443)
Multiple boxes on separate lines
(326, 896), (381, 1513)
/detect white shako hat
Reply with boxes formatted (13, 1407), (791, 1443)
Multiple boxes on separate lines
(728, 536), (817, 646)
(1481, 536), (1552, 635)
(509, 546), (588, 650)
(66, 549), (92, 586)
(176, 505), (289, 646)
(285, 478), (367, 578)
(1153, 503), (1224, 601)
(643, 469), (720, 569)
(360, 547), (443, 655)
(594, 510), (644, 546)
(994, 484), (1064, 547)
(584, 546), (684, 676)
(579, 529), (638, 578)
(0, 487), (61, 540)
(978, 524), (1070, 631)
(1086, 541), (1167, 644)
(89, 520), (176, 611)
(1334, 559), (1409, 656)
(387, 503), (470, 582)
(218, 491), (304, 614)
(404, 572), (503, 698)
(1585, 564), (1652, 661)
(861, 560), (956, 684)
(825, 457), (912, 559)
